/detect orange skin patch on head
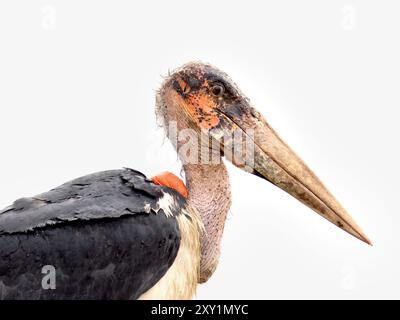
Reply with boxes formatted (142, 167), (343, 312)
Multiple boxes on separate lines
(164, 79), (220, 130)
(152, 172), (188, 198)
(185, 93), (220, 129)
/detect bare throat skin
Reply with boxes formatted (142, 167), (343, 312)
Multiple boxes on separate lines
(184, 162), (232, 283)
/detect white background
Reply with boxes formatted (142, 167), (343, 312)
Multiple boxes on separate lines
(0, 1), (399, 299)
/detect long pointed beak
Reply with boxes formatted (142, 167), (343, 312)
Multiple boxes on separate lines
(211, 105), (371, 245)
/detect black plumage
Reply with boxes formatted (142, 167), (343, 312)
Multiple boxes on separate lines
(0, 168), (185, 299)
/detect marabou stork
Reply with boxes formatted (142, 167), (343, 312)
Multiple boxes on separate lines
(0, 62), (370, 300)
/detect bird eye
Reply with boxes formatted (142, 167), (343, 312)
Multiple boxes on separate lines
(210, 82), (225, 97)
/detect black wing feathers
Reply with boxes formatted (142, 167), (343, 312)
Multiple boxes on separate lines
(0, 168), (185, 299)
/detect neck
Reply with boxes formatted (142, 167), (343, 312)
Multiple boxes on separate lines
(183, 161), (232, 283)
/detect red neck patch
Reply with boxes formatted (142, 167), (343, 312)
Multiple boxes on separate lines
(151, 172), (188, 198)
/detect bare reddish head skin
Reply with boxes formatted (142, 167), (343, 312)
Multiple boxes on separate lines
(151, 172), (188, 198)
(166, 80), (220, 130)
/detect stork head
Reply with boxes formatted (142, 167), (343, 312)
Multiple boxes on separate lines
(156, 62), (371, 245)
